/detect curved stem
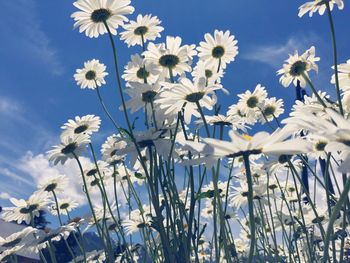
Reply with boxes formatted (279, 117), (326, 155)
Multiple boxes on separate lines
(301, 72), (327, 108)
(95, 86), (122, 133)
(325, 2), (344, 116)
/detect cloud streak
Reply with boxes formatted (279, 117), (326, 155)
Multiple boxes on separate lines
(242, 33), (320, 68)
(0, 0), (64, 75)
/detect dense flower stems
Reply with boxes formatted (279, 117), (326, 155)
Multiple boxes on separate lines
(72, 153), (110, 257)
(323, 177), (350, 263)
(242, 153), (256, 263)
(51, 190), (78, 262)
(325, 1), (344, 116)
(103, 21), (174, 262)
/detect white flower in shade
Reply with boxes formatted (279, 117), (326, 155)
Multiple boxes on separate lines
(290, 91), (333, 119)
(0, 227), (38, 261)
(143, 36), (196, 79)
(118, 129), (173, 167)
(277, 46), (319, 88)
(122, 82), (162, 113)
(298, 0), (344, 17)
(84, 160), (112, 179)
(122, 217), (150, 236)
(101, 134), (127, 165)
(342, 91), (350, 114)
(227, 103), (258, 126)
(156, 77), (220, 123)
(61, 115), (101, 138)
(74, 59), (108, 89)
(237, 84), (268, 117)
(69, 250), (106, 263)
(259, 97), (284, 124)
(1, 191), (50, 224)
(305, 134), (329, 160)
(229, 182), (267, 209)
(122, 54), (160, 84)
(192, 59), (224, 85)
(38, 174), (69, 193)
(200, 200), (214, 219)
(331, 59), (350, 91)
(50, 197), (79, 216)
(197, 30), (238, 69)
(195, 113), (247, 131)
(47, 134), (90, 165)
(33, 226), (76, 253)
(71, 0), (134, 38)
(120, 14), (164, 47)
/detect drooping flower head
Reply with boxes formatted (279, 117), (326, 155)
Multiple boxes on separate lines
(1, 191), (50, 224)
(277, 46), (319, 88)
(74, 59), (108, 89)
(197, 30), (238, 69)
(47, 134), (91, 165)
(331, 59), (350, 92)
(120, 14), (164, 47)
(298, 0), (344, 17)
(71, 0), (135, 38)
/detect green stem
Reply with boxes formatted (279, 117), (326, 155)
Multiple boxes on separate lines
(242, 153), (256, 263)
(196, 101), (210, 137)
(302, 72), (327, 108)
(325, 2), (344, 116)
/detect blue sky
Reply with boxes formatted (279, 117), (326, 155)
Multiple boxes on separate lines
(0, 0), (349, 211)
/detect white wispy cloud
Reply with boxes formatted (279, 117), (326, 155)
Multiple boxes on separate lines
(0, 0), (64, 75)
(242, 33), (320, 68)
(0, 192), (12, 200)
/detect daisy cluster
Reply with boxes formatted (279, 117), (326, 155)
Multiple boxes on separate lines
(1, 0), (349, 262)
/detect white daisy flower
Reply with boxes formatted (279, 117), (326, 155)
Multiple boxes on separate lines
(1, 191), (50, 224)
(156, 77), (220, 123)
(305, 134), (329, 160)
(197, 30), (238, 69)
(229, 182), (266, 209)
(122, 82), (162, 113)
(69, 250), (106, 263)
(61, 115), (101, 138)
(74, 59), (108, 90)
(47, 134), (90, 165)
(37, 174), (69, 193)
(120, 14), (164, 47)
(331, 59), (350, 92)
(298, 0), (344, 18)
(50, 197), (79, 216)
(277, 46), (320, 88)
(71, 0), (134, 38)
(227, 102), (258, 126)
(122, 54), (161, 84)
(0, 227), (38, 262)
(101, 134), (127, 165)
(237, 84), (268, 118)
(192, 59), (224, 86)
(122, 218), (150, 236)
(195, 113), (246, 131)
(258, 97), (284, 124)
(143, 36), (196, 79)
(182, 126), (312, 166)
